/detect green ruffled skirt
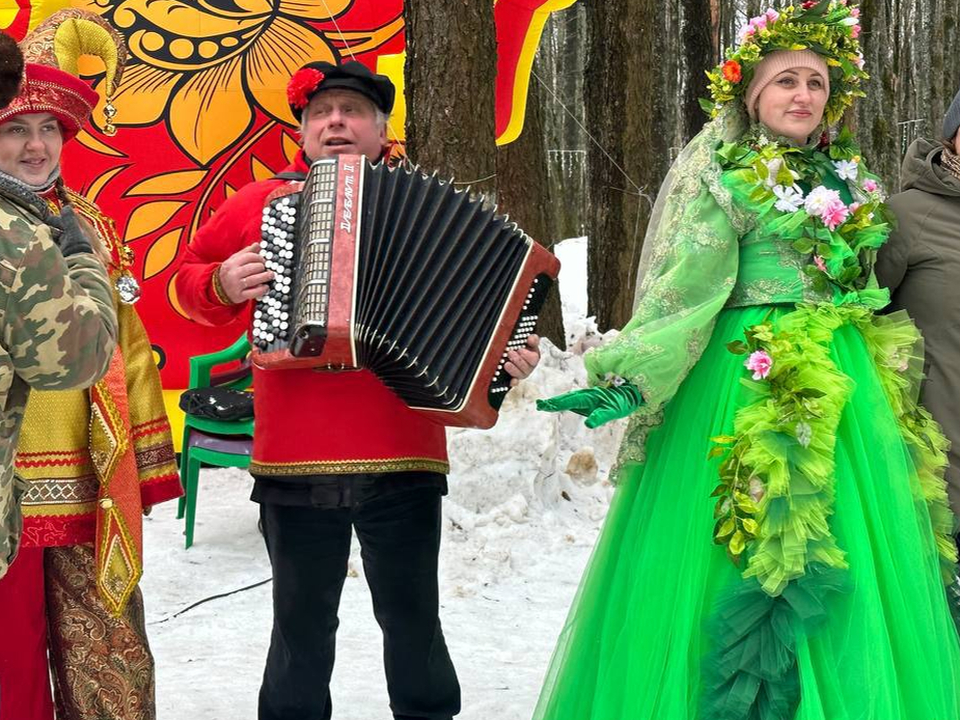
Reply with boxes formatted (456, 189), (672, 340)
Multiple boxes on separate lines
(533, 304), (960, 720)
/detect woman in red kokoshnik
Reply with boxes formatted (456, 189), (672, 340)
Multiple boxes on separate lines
(0, 11), (180, 720)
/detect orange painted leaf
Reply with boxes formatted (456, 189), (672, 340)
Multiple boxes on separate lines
(83, 165), (129, 205)
(251, 157), (275, 182)
(282, 132), (300, 163)
(125, 201), (188, 241)
(167, 273), (189, 320)
(126, 171), (207, 197)
(75, 130), (126, 158)
(142, 228), (184, 280)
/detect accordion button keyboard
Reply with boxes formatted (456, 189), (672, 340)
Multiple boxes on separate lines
(487, 275), (551, 404)
(253, 194), (301, 350)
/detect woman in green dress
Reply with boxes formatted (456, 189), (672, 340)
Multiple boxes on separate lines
(535, 3), (960, 719)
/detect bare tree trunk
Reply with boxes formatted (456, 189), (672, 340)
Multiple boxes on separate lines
(585, 0), (714, 331)
(585, 0), (658, 331)
(403, 0), (497, 196)
(497, 48), (565, 346)
(853, 0), (960, 190)
(540, 4), (588, 242)
(681, 0), (716, 141)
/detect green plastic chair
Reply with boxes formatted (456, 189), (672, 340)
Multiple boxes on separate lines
(177, 333), (254, 548)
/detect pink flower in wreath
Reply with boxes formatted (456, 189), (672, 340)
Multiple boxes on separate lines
(863, 178), (879, 193)
(814, 254), (827, 272)
(745, 350), (773, 380)
(820, 199), (850, 230)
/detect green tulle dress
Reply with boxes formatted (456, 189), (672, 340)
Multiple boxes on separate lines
(533, 123), (960, 720)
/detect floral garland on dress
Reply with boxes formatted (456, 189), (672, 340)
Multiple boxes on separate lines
(708, 129), (955, 581)
(700, 134), (958, 720)
(717, 125), (891, 304)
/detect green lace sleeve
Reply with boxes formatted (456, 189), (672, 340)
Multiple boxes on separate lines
(584, 181), (740, 414)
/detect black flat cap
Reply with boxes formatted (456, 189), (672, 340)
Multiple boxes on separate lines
(287, 60), (395, 121)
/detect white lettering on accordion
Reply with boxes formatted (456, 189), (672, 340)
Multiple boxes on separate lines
(340, 163), (356, 233)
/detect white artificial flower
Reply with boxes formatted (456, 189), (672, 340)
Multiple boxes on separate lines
(803, 186), (842, 216)
(833, 159), (859, 181)
(795, 421), (813, 448)
(773, 184), (805, 213)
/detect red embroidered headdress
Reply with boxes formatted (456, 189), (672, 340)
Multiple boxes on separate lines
(0, 9), (126, 140)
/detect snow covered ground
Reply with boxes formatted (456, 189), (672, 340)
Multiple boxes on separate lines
(142, 237), (626, 719)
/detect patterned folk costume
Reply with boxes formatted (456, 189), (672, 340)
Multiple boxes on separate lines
(17, 185), (180, 608)
(534, 4), (960, 720)
(0, 10), (180, 720)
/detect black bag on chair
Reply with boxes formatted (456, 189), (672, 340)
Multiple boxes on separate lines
(179, 387), (254, 421)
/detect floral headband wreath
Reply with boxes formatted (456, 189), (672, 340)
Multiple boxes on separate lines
(701, 0), (866, 126)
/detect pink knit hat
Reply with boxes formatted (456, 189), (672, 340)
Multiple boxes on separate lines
(744, 49), (830, 121)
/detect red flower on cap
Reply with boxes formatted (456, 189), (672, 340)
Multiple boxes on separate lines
(722, 60), (742, 83)
(802, 0), (818, 7)
(287, 68), (325, 110)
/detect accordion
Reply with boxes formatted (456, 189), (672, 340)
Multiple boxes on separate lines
(251, 155), (560, 429)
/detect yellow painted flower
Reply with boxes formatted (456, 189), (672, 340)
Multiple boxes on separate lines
(83, 0), (399, 163)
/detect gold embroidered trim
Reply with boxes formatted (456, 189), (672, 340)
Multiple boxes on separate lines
(249, 457), (450, 476)
(22, 501), (95, 518)
(211, 263), (232, 305)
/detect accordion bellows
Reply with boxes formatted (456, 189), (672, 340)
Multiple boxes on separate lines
(252, 155), (560, 429)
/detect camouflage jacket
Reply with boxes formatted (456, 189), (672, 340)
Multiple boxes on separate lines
(0, 178), (118, 579)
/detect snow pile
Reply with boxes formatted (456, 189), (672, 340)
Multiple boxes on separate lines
(144, 236), (627, 719)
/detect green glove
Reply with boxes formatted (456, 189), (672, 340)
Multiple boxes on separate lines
(536, 382), (644, 428)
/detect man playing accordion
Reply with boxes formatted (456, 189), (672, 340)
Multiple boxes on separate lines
(175, 61), (540, 720)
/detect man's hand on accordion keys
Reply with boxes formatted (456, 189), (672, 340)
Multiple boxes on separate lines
(219, 242), (275, 304)
(504, 334), (541, 387)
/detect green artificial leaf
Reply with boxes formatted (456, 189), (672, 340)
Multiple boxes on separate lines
(707, 446), (728, 460)
(736, 497), (760, 515)
(776, 164), (796, 186)
(716, 517), (736, 540)
(726, 340), (749, 355)
(729, 530), (746, 556)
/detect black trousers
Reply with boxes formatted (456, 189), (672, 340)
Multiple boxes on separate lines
(257, 486), (460, 720)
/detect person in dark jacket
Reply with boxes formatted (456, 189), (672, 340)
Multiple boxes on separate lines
(876, 86), (960, 526)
